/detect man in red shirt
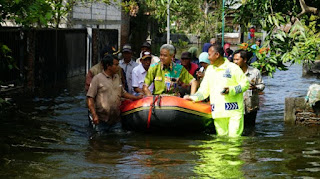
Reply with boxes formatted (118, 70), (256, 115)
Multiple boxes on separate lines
(179, 52), (199, 96)
(180, 52), (199, 77)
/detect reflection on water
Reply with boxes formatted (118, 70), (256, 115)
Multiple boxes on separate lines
(1, 64), (320, 178)
(193, 137), (244, 178)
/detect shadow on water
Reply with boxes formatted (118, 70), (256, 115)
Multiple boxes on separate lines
(0, 76), (88, 178)
(1, 64), (320, 178)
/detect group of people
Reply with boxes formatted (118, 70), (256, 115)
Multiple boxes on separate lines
(86, 40), (264, 137)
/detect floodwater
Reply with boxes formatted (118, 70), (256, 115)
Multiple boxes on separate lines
(1, 64), (320, 178)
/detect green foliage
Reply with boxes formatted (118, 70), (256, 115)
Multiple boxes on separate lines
(141, 0), (180, 33)
(47, 0), (71, 28)
(261, 13), (320, 76)
(233, 0), (264, 31)
(173, 39), (189, 48)
(252, 47), (288, 77)
(234, 0), (320, 77)
(193, 8), (220, 43)
(121, 0), (139, 17)
(0, 44), (17, 72)
(0, 97), (9, 108)
(175, 0), (239, 41)
(0, 0), (55, 27)
(0, 0), (115, 28)
(134, 0), (239, 41)
(275, 19), (319, 64)
(0, 43), (18, 108)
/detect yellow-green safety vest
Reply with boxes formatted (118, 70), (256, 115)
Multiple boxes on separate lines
(190, 58), (249, 118)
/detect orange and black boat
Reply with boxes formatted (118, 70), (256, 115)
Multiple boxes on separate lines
(120, 95), (215, 133)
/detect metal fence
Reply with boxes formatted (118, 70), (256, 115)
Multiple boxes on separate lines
(34, 29), (87, 86)
(0, 28), (118, 87)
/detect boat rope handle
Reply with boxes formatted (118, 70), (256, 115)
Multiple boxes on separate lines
(147, 95), (159, 129)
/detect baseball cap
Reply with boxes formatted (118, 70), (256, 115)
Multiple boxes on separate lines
(122, 44), (132, 52)
(199, 52), (210, 64)
(100, 45), (118, 57)
(141, 51), (152, 60)
(141, 41), (151, 49)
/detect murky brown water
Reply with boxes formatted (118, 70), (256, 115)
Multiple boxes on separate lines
(1, 63), (320, 178)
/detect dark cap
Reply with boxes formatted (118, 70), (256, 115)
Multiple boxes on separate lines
(141, 41), (151, 49)
(141, 51), (152, 60)
(181, 52), (192, 59)
(100, 45), (118, 57)
(122, 44), (132, 53)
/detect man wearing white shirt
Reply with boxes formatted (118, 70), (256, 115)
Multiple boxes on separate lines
(233, 49), (265, 126)
(132, 51), (153, 95)
(119, 44), (138, 94)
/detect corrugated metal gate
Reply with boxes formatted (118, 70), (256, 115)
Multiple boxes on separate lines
(34, 29), (87, 86)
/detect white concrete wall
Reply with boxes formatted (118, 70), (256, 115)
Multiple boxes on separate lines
(72, 2), (121, 21)
(71, 1), (122, 46)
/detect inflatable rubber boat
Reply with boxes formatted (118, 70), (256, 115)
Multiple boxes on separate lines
(120, 95), (215, 133)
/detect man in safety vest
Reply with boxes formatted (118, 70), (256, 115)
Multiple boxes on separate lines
(184, 44), (249, 137)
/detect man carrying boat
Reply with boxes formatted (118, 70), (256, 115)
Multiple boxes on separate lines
(87, 54), (143, 133)
(184, 44), (249, 137)
(142, 44), (198, 96)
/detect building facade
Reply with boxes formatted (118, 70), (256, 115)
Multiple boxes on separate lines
(70, 1), (123, 46)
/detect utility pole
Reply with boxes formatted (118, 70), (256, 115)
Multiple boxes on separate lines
(221, 0), (225, 47)
(167, 0), (170, 44)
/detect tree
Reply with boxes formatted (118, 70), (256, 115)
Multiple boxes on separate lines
(126, 0), (239, 42)
(234, 0), (320, 77)
(0, 0), (118, 28)
(0, 0), (53, 28)
(48, 0), (73, 28)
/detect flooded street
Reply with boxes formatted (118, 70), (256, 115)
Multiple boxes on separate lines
(1, 64), (320, 178)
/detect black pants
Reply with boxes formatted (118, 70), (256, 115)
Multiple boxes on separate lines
(244, 111), (257, 127)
